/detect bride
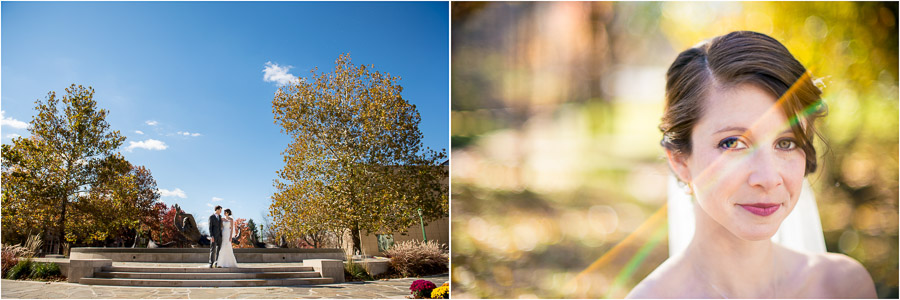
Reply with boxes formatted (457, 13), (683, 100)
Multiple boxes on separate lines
(627, 31), (876, 298)
(216, 209), (239, 268)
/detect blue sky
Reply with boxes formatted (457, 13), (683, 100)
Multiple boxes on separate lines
(1, 1), (449, 231)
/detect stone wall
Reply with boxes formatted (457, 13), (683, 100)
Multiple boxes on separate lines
(69, 248), (344, 263)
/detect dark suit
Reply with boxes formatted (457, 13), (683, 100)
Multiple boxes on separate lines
(208, 213), (223, 267)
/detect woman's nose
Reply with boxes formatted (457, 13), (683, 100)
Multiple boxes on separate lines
(747, 149), (784, 191)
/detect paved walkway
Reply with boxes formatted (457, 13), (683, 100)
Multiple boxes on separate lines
(1, 270), (448, 299)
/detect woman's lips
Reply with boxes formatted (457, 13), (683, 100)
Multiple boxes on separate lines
(738, 203), (781, 216)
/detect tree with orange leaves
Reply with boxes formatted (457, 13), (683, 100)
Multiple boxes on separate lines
(232, 218), (255, 249)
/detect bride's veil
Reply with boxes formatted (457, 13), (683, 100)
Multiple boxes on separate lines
(667, 175), (827, 256)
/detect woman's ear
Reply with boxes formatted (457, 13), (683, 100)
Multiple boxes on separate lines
(665, 149), (693, 183)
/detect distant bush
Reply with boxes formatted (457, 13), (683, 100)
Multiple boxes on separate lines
(385, 240), (448, 277)
(30, 262), (61, 279)
(6, 259), (32, 280)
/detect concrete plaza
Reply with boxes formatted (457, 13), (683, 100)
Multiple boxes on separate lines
(1, 273), (449, 299)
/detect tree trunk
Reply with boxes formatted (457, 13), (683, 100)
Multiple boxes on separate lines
(58, 192), (67, 254)
(351, 222), (362, 255)
(59, 159), (73, 254)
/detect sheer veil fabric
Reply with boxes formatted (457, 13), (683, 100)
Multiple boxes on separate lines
(667, 175), (827, 257)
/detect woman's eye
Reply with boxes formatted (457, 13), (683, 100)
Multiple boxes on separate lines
(776, 138), (797, 150)
(718, 137), (747, 150)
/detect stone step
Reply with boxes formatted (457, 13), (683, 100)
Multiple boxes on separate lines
(101, 266), (315, 273)
(79, 277), (334, 287)
(94, 271), (324, 280)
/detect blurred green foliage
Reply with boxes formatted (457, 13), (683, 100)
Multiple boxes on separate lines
(451, 2), (897, 298)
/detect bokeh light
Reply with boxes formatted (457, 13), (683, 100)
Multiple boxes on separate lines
(452, 2), (898, 298)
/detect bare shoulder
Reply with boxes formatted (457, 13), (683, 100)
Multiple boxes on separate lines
(626, 255), (692, 298)
(810, 252), (877, 298)
(627, 272), (665, 299)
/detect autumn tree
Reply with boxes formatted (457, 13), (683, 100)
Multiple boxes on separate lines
(233, 218), (255, 249)
(299, 228), (333, 249)
(66, 160), (160, 245)
(270, 54), (448, 254)
(1, 84), (159, 251)
(150, 202), (183, 246)
(1, 136), (63, 245)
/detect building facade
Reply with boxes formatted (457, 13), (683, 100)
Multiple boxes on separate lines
(358, 215), (449, 256)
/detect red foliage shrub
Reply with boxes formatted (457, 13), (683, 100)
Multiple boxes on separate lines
(1, 244), (25, 278)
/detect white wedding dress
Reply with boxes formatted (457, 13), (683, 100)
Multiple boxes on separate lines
(217, 218), (239, 268)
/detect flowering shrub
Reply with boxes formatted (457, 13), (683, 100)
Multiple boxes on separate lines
(431, 284), (449, 299)
(386, 240), (448, 277)
(409, 279), (437, 298)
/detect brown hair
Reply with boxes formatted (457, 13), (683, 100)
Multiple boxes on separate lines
(659, 31), (826, 174)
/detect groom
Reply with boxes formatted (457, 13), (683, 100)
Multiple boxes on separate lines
(208, 205), (224, 268)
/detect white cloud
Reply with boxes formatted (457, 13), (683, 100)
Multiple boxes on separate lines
(126, 139), (168, 151)
(159, 188), (187, 199)
(146, 120), (159, 126)
(206, 203), (215, 208)
(177, 131), (202, 137)
(6, 133), (21, 139)
(135, 130), (144, 135)
(199, 221), (209, 229)
(263, 61), (299, 86)
(1, 111), (28, 129)
(212, 197), (223, 202)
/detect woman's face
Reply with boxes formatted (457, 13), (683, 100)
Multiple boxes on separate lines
(668, 83), (806, 241)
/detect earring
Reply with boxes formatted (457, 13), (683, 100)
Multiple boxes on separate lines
(684, 183), (694, 195)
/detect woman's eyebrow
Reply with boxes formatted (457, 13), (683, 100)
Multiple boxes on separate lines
(713, 126), (748, 135)
(714, 127), (794, 136)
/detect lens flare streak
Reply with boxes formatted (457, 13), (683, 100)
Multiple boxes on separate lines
(572, 204), (668, 297)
